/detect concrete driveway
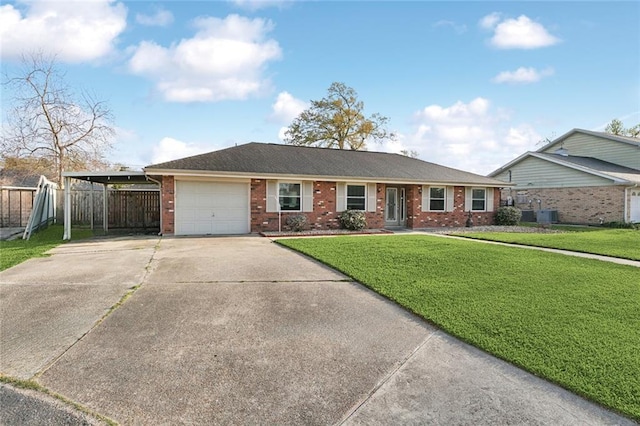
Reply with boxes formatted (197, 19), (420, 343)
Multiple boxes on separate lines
(0, 236), (634, 425)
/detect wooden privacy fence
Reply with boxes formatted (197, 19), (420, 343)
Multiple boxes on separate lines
(58, 189), (160, 230)
(0, 186), (36, 227)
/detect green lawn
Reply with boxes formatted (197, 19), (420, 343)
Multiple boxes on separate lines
(278, 235), (640, 420)
(0, 225), (93, 271)
(453, 229), (640, 260)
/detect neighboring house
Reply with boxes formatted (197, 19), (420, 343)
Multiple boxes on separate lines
(144, 142), (507, 235)
(489, 129), (640, 224)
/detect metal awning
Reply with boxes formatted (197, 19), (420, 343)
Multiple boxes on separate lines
(63, 171), (153, 185)
(62, 171), (160, 240)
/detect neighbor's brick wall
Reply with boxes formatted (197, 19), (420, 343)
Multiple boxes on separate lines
(408, 186), (498, 228)
(501, 186), (625, 224)
(160, 175), (175, 234)
(251, 179), (385, 232)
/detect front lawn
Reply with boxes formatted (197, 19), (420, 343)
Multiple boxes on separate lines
(278, 235), (640, 421)
(453, 228), (640, 260)
(0, 225), (93, 271)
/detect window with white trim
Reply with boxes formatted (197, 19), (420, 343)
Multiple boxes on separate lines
(471, 188), (486, 211)
(347, 185), (366, 210)
(428, 187), (446, 211)
(279, 182), (301, 211)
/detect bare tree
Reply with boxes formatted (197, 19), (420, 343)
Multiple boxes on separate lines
(1, 54), (114, 186)
(284, 82), (394, 150)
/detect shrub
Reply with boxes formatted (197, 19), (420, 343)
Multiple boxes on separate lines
(285, 214), (308, 232)
(601, 221), (639, 230)
(339, 210), (367, 231)
(494, 206), (522, 226)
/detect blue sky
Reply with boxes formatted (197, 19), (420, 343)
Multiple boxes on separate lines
(1, 0), (638, 174)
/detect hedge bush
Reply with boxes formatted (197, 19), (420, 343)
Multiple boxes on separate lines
(339, 210), (367, 230)
(285, 214), (308, 232)
(494, 206), (522, 226)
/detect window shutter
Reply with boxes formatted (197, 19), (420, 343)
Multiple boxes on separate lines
(366, 183), (377, 212)
(446, 186), (454, 212)
(336, 182), (346, 212)
(421, 185), (428, 212)
(487, 187), (494, 212)
(465, 187), (472, 211)
(302, 181), (313, 212)
(266, 180), (278, 212)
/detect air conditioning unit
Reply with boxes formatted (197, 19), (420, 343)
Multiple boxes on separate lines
(520, 210), (535, 222)
(537, 209), (559, 224)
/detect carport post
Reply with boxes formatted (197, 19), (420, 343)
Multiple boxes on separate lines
(90, 181), (94, 230)
(63, 176), (71, 240)
(103, 183), (108, 233)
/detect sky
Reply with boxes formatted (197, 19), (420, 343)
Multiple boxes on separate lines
(1, 0), (639, 175)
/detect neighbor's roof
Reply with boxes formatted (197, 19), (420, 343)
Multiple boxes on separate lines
(489, 151), (640, 184)
(145, 142), (507, 186)
(536, 153), (640, 184)
(537, 128), (640, 152)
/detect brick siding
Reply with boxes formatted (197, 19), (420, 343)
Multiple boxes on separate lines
(409, 186), (498, 228)
(251, 180), (385, 232)
(160, 177), (498, 235)
(502, 186), (625, 224)
(160, 175), (175, 234)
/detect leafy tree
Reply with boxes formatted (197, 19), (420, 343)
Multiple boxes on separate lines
(604, 118), (639, 138)
(604, 118), (625, 135)
(1, 54), (114, 186)
(284, 82), (394, 150)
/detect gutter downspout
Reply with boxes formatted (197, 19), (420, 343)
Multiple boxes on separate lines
(145, 175), (163, 235)
(625, 184), (638, 223)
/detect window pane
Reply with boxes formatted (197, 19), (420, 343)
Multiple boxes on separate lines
(472, 189), (485, 199)
(280, 196), (301, 211)
(430, 187), (445, 199)
(430, 200), (445, 211)
(347, 185), (365, 197)
(472, 200), (485, 211)
(279, 183), (300, 197)
(347, 198), (366, 210)
(279, 183), (301, 211)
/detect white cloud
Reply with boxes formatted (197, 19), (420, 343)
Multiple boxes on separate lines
(481, 14), (560, 49)
(231, 0), (291, 11)
(492, 67), (554, 84)
(433, 20), (467, 34)
(128, 14), (282, 102)
(270, 91), (307, 124)
(151, 137), (211, 164)
(136, 8), (173, 27)
(379, 98), (541, 174)
(0, 0), (127, 63)
(479, 12), (501, 30)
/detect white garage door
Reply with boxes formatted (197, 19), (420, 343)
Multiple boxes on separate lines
(175, 181), (249, 235)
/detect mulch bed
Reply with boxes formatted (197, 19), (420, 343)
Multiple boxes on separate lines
(260, 229), (394, 238)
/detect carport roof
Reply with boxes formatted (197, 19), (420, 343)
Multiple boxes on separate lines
(63, 171), (156, 185)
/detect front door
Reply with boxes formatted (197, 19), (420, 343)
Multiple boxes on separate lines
(631, 190), (640, 223)
(385, 187), (406, 226)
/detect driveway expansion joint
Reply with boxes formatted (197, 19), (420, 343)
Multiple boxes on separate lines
(31, 237), (162, 381)
(337, 330), (439, 425)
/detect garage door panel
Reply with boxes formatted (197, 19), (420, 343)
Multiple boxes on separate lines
(176, 181), (249, 235)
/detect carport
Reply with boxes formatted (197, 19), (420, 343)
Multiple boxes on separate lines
(62, 171), (160, 240)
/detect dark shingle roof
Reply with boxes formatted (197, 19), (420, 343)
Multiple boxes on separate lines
(145, 142), (505, 186)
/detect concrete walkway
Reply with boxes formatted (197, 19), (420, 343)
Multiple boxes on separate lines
(417, 231), (640, 267)
(0, 235), (635, 425)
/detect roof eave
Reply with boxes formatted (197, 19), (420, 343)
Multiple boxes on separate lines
(143, 168), (509, 187)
